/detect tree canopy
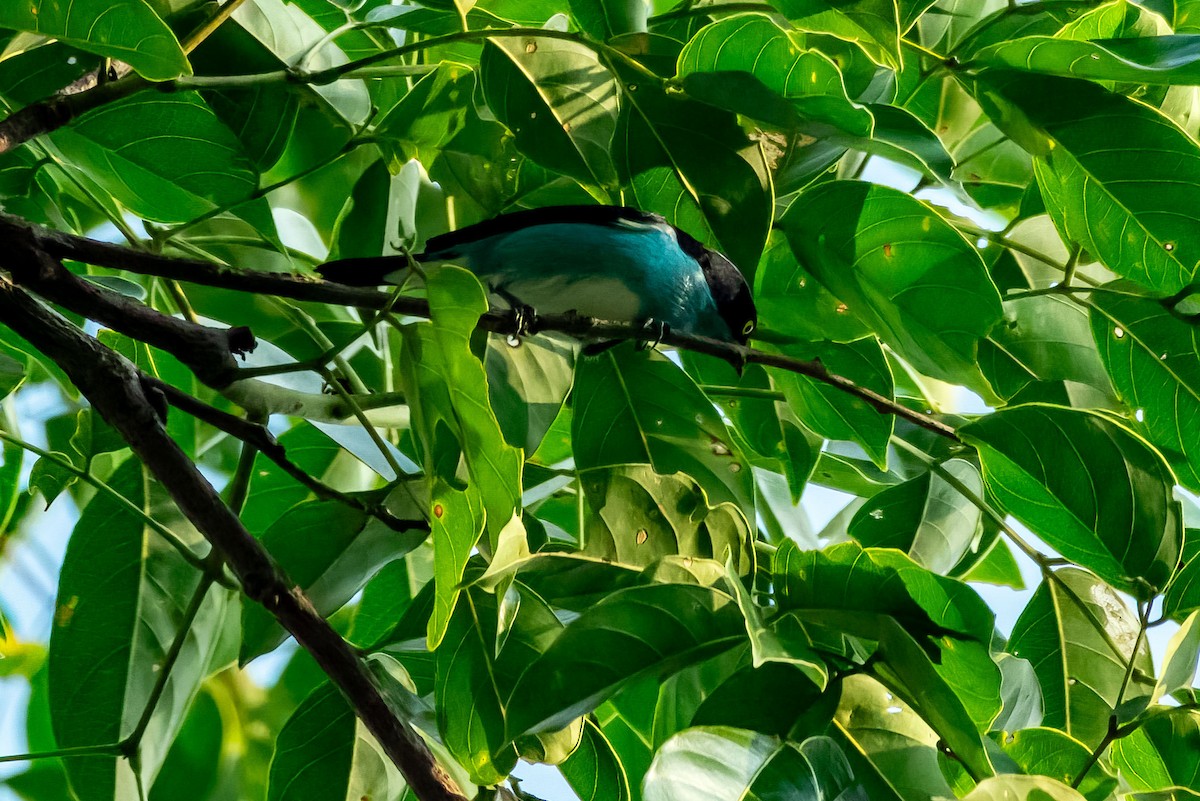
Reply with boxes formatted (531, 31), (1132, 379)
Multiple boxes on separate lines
(2, 1), (1200, 800)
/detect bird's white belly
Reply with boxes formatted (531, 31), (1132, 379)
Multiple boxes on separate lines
(493, 274), (644, 323)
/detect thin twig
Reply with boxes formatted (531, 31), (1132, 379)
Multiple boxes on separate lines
(147, 378), (426, 532)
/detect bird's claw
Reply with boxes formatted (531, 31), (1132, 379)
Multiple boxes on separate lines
(508, 304), (538, 341)
(637, 320), (669, 351)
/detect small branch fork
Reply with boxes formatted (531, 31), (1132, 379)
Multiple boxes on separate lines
(0, 213), (958, 442)
(0, 273), (466, 801)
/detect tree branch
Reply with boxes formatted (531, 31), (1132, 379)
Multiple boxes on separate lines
(147, 377), (428, 532)
(0, 214), (959, 442)
(0, 278), (466, 801)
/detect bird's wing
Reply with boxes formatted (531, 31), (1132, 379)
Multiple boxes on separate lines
(419, 205), (667, 260)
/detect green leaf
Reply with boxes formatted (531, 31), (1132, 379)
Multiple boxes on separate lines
(1154, 610), (1200, 703)
(52, 93), (258, 224)
(434, 587), (519, 785)
(572, 347), (754, 520)
(993, 653), (1044, 732)
(579, 466), (754, 572)
(969, 33), (1200, 86)
(149, 690), (224, 801)
(771, 337), (895, 469)
(775, 0), (902, 69)
(613, 58), (772, 277)
(375, 62), (475, 166)
(507, 583), (746, 736)
(0, 351), (25, 400)
(962, 776), (1087, 801)
(643, 728), (866, 801)
(560, 719), (631, 801)
(754, 229), (870, 343)
(398, 264), (523, 558)
(1007, 568), (1154, 748)
(569, 0), (646, 39)
(969, 71), (1200, 294)
(240, 422), (344, 537)
(1001, 728), (1117, 801)
(830, 674), (953, 801)
(675, 16), (951, 182)
(691, 661), (837, 738)
(849, 459), (984, 574)
(0, 0), (188, 80)
(774, 540), (995, 643)
(188, 20), (300, 173)
(780, 180), (1003, 388)
(872, 618), (996, 780)
(724, 560), (826, 688)
(28, 452), (76, 508)
(675, 14), (873, 139)
(230, 0), (371, 124)
(428, 485), (486, 649)
(486, 333), (576, 453)
(961, 404), (1181, 595)
(982, 294), (1114, 403)
(1110, 707), (1200, 795)
(1167, 530), (1200, 619)
(481, 36), (619, 189)
(1089, 291), (1200, 492)
(49, 459), (232, 801)
(471, 551), (644, 611)
(240, 501), (426, 662)
(267, 684), (407, 801)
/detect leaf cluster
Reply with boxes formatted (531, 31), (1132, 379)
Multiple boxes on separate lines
(2, 1), (1200, 801)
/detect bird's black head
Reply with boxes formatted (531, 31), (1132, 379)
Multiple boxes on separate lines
(674, 230), (757, 344)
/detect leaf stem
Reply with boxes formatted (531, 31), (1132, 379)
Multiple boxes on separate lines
(1071, 599), (1151, 788)
(888, 435), (1056, 570)
(182, 0), (252, 53)
(700, 385), (786, 402)
(0, 742), (122, 765)
(0, 429), (213, 576)
(121, 576), (216, 754)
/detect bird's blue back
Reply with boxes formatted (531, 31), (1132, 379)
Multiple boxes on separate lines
(423, 218), (733, 339)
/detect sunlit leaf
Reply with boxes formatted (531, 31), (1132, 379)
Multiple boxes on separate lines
(0, 0), (187, 80)
(1007, 568), (1154, 748)
(962, 404), (1181, 595)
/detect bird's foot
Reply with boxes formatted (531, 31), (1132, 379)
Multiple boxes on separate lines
(636, 320), (669, 351)
(506, 304), (538, 345)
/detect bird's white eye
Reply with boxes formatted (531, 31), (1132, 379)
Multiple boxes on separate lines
(742, 321), (755, 335)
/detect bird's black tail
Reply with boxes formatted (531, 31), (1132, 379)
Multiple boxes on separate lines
(315, 255), (412, 286)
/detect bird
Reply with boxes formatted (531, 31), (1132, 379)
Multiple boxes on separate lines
(316, 205), (758, 345)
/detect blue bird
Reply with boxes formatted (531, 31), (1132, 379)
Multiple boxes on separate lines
(316, 205), (758, 345)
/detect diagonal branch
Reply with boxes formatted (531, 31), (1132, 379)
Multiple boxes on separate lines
(0, 213), (959, 442)
(0, 278), (466, 801)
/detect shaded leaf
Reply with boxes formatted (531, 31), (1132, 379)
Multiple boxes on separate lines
(267, 683), (407, 801)
(507, 583), (746, 736)
(481, 36), (619, 189)
(52, 93), (258, 224)
(572, 347), (754, 519)
(613, 58), (772, 277)
(49, 459), (231, 801)
(241, 501), (426, 662)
